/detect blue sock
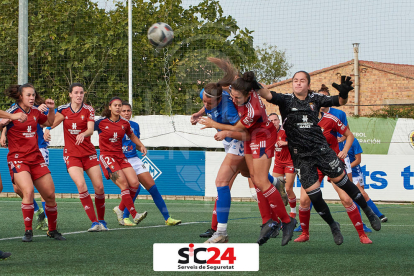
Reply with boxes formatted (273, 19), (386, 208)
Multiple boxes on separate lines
(42, 201), (47, 218)
(148, 185), (170, 220)
(310, 202), (313, 211)
(33, 199), (39, 212)
(268, 174), (274, 184)
(367, 199), (383, 217)
(216, 186), (231, 224)
(123, 185), (141, 219)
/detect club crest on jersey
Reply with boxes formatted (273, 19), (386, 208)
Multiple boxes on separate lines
(111, 165), (115, 170)
(15, 154), (19, 158)
(122, 125), (124, 130)
(33, 116), (37, 121)
(66, 116), (68, 119)
(81, 115), (85, 120)
(309, 102), (315, 111)
(16, 164), (21, 169)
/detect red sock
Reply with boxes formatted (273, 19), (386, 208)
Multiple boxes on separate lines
(211, 198), (218, 231)
(118, 187), (137, 212)
(121, 189), (137, 217)
(79, 191), (98, 223)
(45, 204), (58, 231)
(21, 203), (34, 231)
(255, 186), (272, 224)
(346, 203), (364, 236)
(263, 185), (290, 223)
(298, 206), (311, 235)
(95, 193), (106, 221)
(289, 197), (297, 209)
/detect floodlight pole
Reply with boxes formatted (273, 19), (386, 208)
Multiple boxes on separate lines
(18, 0), (28, 85)
(128, 0), (133, 107)
(353, 43), (360, 116)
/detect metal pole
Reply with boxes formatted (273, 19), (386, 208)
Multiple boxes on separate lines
(18, 0), (28, 85)
(353, 43), (360, 116)
(128, 0), (133, 107)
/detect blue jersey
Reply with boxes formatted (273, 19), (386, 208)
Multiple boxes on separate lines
(122, 120), (140, 158)
(327, 107), (348, 151)
(199, 89), (240, 142)
(348, 138), (363, 177)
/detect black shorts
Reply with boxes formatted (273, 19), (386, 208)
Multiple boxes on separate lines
(291, 146), (345, 189)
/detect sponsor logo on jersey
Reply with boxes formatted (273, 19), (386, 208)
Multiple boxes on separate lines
(89, 155), (97, 160)
(105, 126), (109, 129)
(69, 123), (81, 135)
(297, 115), (312, 129)
(109, 132), (118, 143)
(23, 125), (36, 138)
(291, 108), (298, 111)
(66, 116), (68, 119)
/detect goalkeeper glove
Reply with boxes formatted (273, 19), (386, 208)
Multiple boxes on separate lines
(332, 76), (354, 99)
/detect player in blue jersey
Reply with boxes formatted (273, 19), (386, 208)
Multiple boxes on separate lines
(348, 137), (388, 222)
(112, 101), (181, 226)
(194, 58), (287, 245)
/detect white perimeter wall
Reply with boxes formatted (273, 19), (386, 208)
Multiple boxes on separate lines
(206, 152), (414, 202)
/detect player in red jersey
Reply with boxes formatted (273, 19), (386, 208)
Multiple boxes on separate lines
(269, 113), (297, 217)
(95, 97), (147, 225)
(294, 111), (372, 244)
(3, 83), (65, 242)
(200, 70), (297, 246)
(51, 83), (107, 232)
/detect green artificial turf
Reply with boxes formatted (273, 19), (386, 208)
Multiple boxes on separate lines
(0, 198), (412, 275)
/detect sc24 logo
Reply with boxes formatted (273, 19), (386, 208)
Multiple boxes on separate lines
(178, 243), (236, 264)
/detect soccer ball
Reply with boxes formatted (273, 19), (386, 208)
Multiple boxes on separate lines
(147, 22), (174, 48)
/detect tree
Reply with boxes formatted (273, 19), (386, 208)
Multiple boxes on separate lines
(0, 0), (256, 115)
(244, 43), (292, 84)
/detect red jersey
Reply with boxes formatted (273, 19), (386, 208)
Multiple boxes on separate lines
(94, 117), (133, 156)
(58, 103), (97, 157)
(318, 113), (348, 154)
(237, 91), (275, 141)
(274, 127), (293, 165)
(6, 104), (47, 162)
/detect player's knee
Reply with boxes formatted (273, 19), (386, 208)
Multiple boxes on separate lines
(300, 196), (311, 208)
(240, 170), (250, 178)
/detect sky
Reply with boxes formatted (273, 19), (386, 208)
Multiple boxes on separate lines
(96, 0), (414, 79)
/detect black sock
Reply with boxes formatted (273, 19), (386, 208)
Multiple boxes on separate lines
(307, 188), (335, 225)
(334, 174), (367, 208)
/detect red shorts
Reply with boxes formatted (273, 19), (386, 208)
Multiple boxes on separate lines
(8, 160), (50, 183)
(64, 154), (100, 171)
(99, 154), (131, 180)
(245, 131), (277, 159)
(273, 163), (295, 174)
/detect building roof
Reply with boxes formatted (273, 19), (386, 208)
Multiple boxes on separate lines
(267, 60), (414, 88)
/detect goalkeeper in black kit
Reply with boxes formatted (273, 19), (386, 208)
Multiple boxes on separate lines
(256, 71), (381, 245)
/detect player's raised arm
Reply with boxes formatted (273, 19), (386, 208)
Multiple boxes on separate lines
(42, 99), (56, 127)
(332, 76), (354, 106)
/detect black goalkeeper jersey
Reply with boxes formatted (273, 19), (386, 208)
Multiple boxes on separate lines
(268, 91), (340, 156)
